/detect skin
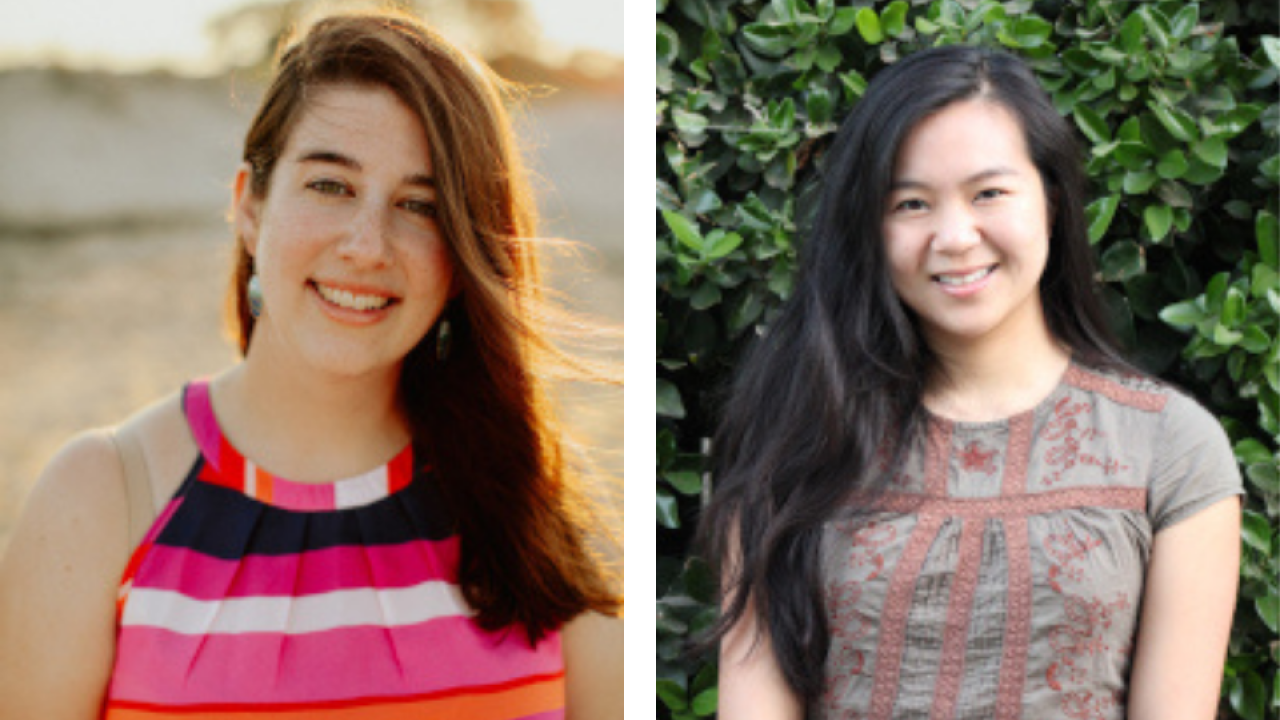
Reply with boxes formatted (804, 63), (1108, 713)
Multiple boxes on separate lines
(0, 82), (620, 718)
(719, 99), (1239, 718)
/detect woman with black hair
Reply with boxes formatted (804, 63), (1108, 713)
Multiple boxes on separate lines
(702, 45), (1241, 719)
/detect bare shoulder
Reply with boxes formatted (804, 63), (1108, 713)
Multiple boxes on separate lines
(563, 611), (623, 720)
(0, 430), (130, 717)
(114, 388), (199, 510)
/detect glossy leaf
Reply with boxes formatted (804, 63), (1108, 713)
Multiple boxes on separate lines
(1086, 194), (1121, 244)
(1145, 204), (1174, 241)
(855, 7), (883, 44)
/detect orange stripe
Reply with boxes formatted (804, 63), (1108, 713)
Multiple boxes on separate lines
(105, 674), (563, 720)
(257, 468), (274, 504)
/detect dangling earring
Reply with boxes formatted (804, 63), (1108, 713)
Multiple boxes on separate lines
(247, 274), (264, 319)
(435, 317), (452, 361)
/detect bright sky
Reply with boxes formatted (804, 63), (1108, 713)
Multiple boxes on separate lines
(0, 0), (621, 72)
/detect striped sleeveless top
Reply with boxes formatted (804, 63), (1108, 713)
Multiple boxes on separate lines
(105, 380), (564, 719)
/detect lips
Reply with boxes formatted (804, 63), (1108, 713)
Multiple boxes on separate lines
(310, 280), (398, 312)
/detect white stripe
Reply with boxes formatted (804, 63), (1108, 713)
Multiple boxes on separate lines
(121, 580), (470, 635)
(244, 458), (258, 498)
(334, 465), (390, 509)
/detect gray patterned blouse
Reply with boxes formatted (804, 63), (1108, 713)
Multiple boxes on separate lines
(815, 362), (1244, 720)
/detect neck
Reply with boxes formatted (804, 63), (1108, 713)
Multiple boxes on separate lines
(209, 341), (410, 483)
(923, 309), (1071, 422)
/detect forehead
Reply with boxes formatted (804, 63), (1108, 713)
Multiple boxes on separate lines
(283, 84), (433, 172)
(892, 99), (1034, 179)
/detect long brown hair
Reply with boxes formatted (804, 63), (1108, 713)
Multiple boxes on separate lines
(228, 9), (619, 643)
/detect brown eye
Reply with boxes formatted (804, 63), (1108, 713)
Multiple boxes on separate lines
(307, 179), (350, 196)
(400, 199), (438, 218)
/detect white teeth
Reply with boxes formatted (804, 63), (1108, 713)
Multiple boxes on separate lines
(315, 283), (392, 311)
(935, 266), (994, 286)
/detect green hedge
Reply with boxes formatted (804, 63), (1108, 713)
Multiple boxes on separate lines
(656, 1), (1280, 717)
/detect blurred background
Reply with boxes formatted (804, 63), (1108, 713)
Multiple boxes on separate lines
(0, 0), (623, 556)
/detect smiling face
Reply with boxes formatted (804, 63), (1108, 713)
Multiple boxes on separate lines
(234, 83), (455, 380)
(882, 98), (1052, 356)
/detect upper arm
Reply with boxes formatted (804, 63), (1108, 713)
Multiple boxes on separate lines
(0, 430), (132, 720)
(718, 598), (804, 720)
(1127, 495), (1241, 720)
(562, 611), (622, 720)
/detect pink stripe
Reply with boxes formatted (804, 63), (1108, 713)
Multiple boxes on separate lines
(132, 537), (461, 600)
(1002, 413), (1032, 496)
(996, 519), (1031, 719)
(111, 617), (562, 705)
(930, 519), (986, 719)
(861, 486), (1146, 518)
(1064, 365), (1167, 412)
(268, 478), (338, 511)
(867, 513), (944, 719)
(184, 380), (222, 471)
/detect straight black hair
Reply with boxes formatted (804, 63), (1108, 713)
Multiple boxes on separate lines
(697, 45), (1127, 702)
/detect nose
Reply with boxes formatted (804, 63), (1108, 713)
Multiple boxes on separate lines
(338, 202), (393, 266)
(931, 203), (981, 254)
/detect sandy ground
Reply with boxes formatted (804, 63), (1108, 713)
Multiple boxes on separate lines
(0, 69), (622, 556)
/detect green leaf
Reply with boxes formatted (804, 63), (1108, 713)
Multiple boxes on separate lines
(1222, 287), (1246, 327)
(1212, 324), (1242, 346)
(689, 281), (722, 310)
(1243, 511), (1273, 553)
(855, 7), (883, 44)
(658, 379), (687, 419)
(704, 230), (744, 259)
(1257, 595), (1280, 633)
(1169, 5), (1198, 40)
(1155, 181), (1193, 209)
(1258, 211), (1279, 267)
(1229, 670), (1267, 720)
(665, 470), (704, 495)
(1247, 462), (1280, 495)
(663, 210), (704, 254)
(1087, 194), (1122, 244)
(1159, 299), (1205, 329)
(657, 678), (689, 711)
(1192, 137), (1228, 168)
(1119, 13), (1144, 53)
(880, 1), (908, 37)
(692, 688), (719, 716)
(1155, 150), (1188, 180)
(1139, 7), (1171, 50)
(1101, 240), (1145, 281)
(1123, 169), (1159, 194)
(1148, 102), (1197, 142)
(1074, 105), (1110, 144)
(657, 489), (682, 530)
(829, 7), (857, 36)
(1236, 438), (1275, 466)
(1263, 36), (1280, 70)
(1144, 204), (1174, 241)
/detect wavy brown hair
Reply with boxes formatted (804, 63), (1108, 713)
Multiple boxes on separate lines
(227, 9), (619, 643)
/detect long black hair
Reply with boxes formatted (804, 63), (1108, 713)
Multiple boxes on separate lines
(697, 45), (1127, 701)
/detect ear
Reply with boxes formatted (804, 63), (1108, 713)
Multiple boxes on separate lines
(233, 163), (263, 257)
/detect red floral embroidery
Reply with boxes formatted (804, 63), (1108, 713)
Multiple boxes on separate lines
(1044, 531), (1104, 593)
(960, 441), (998, 475)
(873, 438), (915, 488)
(1042, 525), (1132, 720)
(848, 522), (896, 581)
(1040, 397), (1129, 487)
(821, 521), (896, 718)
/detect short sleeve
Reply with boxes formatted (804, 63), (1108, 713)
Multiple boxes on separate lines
(1148, 390), (1245, 533)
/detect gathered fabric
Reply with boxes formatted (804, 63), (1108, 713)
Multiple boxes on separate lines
(105, 380), (563, 720)
(814, 362), (1243, 720)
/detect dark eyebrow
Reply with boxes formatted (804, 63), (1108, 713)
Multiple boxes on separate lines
(890, 166), (1019, 191)
(296, 149), (434, 188)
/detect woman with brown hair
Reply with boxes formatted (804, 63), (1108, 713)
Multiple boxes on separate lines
(0, 10), (620, 719)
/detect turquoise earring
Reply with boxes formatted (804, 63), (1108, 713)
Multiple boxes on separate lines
(247, 275), (264, 318)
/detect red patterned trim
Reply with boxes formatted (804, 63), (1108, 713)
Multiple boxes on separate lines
(1063, 365), (1166, 412)
(867, 513), (945, 720)
(997, 519), (1032, 720)
(926, 420), (952, 496)
(931, 519), (987, 719)
(1001, 413), (1033, 496)
(857, 486), (1145, 519)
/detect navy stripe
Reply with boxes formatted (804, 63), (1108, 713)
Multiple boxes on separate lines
(154, 459), (454, 559)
